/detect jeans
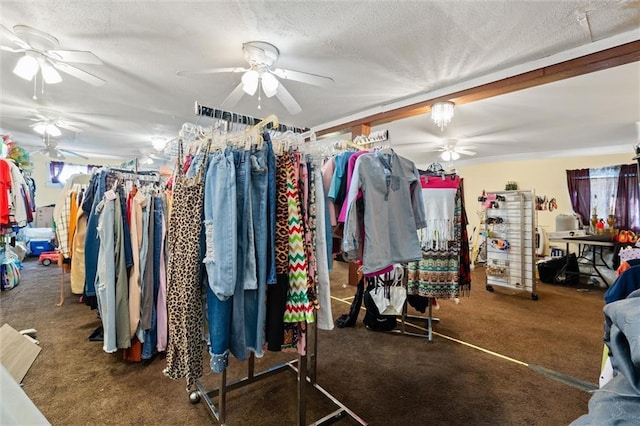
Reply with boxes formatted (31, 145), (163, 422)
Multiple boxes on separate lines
(95, 196), (117, 353)
(205, 149), (237, 373)
(265, 134), (277, 285)
(244, 145), (269, 356)
(229, 150), (254, 360)
(204, 149), (237, 298)
(156, 206), (168, 352)
(142, 196), (164, 359)
(207, 149), (258, 371)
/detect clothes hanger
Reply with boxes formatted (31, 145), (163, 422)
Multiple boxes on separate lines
(253, 114), (279, 133)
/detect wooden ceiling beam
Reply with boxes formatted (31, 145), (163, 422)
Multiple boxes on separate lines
(316, 40), (640, 137)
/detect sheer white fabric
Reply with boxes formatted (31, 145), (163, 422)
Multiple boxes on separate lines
(590, 166), (620, 217)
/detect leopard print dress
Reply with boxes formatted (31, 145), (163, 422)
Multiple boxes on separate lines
(163, 149), (207, 389)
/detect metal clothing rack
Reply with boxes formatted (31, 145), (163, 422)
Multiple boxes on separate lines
(383, 267), (440, 343)
(396, 298), (440, 342)
(191, 316), (367, 425)
(195, 101), (309, 134)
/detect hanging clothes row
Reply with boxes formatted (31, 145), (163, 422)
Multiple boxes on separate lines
(406, 163), (471, 303)
(52, 173), (90, 262)
(79, 167), (167, 362)
(160, 117), (334, 389)
(0, 158), (34, 229)
(317, 144), (426, 275)
(322, 142), (471, 333)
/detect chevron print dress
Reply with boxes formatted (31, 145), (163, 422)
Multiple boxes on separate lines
(283, 156), (315, 325)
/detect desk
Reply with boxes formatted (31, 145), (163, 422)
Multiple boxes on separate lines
(548, 237), (615, 287)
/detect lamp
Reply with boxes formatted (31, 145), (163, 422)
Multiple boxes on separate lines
(440, 150), (460, 162)
(431, 101), (455, 131)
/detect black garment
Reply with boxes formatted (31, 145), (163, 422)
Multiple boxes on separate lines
(266, 273), (289, 351)
(335, 278), (364, 328)
(407, 294), (429, 313)
(362, 278), (397, 332)
(117, 186), (134, 268)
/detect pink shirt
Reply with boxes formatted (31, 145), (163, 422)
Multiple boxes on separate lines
(420, 174), (460, 189)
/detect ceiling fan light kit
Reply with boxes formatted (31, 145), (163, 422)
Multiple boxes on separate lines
(440, 150), (460, 162)
(177, 40), (333, 115)
(13, 52), (62, 84)
(13, 54), (39, 80)
(33, 123), (62, 137)
(260, 72), (279, 97)
(431, 101), (455, 131)
(39, 59), (62, 84)
(2, 23), (106, 91)
(151, 137), (168, 152)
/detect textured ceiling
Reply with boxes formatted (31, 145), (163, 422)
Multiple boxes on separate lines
(0, 1), (639, 164)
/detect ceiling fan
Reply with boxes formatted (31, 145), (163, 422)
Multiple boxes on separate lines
(30, 138), (88, 160)
(28, 108), (85, 137)
(436, 139), (477, 161)
(177, 41), (334, 115)
(1, 24), (105, 98)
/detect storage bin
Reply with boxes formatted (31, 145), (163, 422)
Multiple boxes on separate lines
(29, 240), (55, 256)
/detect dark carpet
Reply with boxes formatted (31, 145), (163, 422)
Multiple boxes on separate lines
(0, 257), (606, 425)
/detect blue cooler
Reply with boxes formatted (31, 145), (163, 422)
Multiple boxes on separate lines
(29, 240), (55, 256)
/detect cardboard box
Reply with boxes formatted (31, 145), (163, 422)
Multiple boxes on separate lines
(35, 206), (55, 228)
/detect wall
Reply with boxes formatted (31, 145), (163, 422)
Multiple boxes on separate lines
(457, 152), (633, 244)
(30, 154), (123, 207)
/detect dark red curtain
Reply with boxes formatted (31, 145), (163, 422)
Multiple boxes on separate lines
(615, 164), (639, 232)
(566, 168), (591, 227)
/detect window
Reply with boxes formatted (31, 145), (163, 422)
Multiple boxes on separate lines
(47, 161), (93, 187)
(567, 164), (639, 232)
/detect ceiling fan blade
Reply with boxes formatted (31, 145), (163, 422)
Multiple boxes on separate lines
(275, 84), (302, 115)
(272, 68), (334, 87)
(57, 119), (85, 127)
(59, 149), (88, 159)
(47, 49), (103, 64)
(176, 67), (247, 76)
(456, 148), (477, 156)
(1, 45), (25, 53)
(221, 82), (246, 108)
(57, 123), (84, 133)
(0, 24), (30, 50)
(51, 61), (106, 86)
(39, 147), (65, 160)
